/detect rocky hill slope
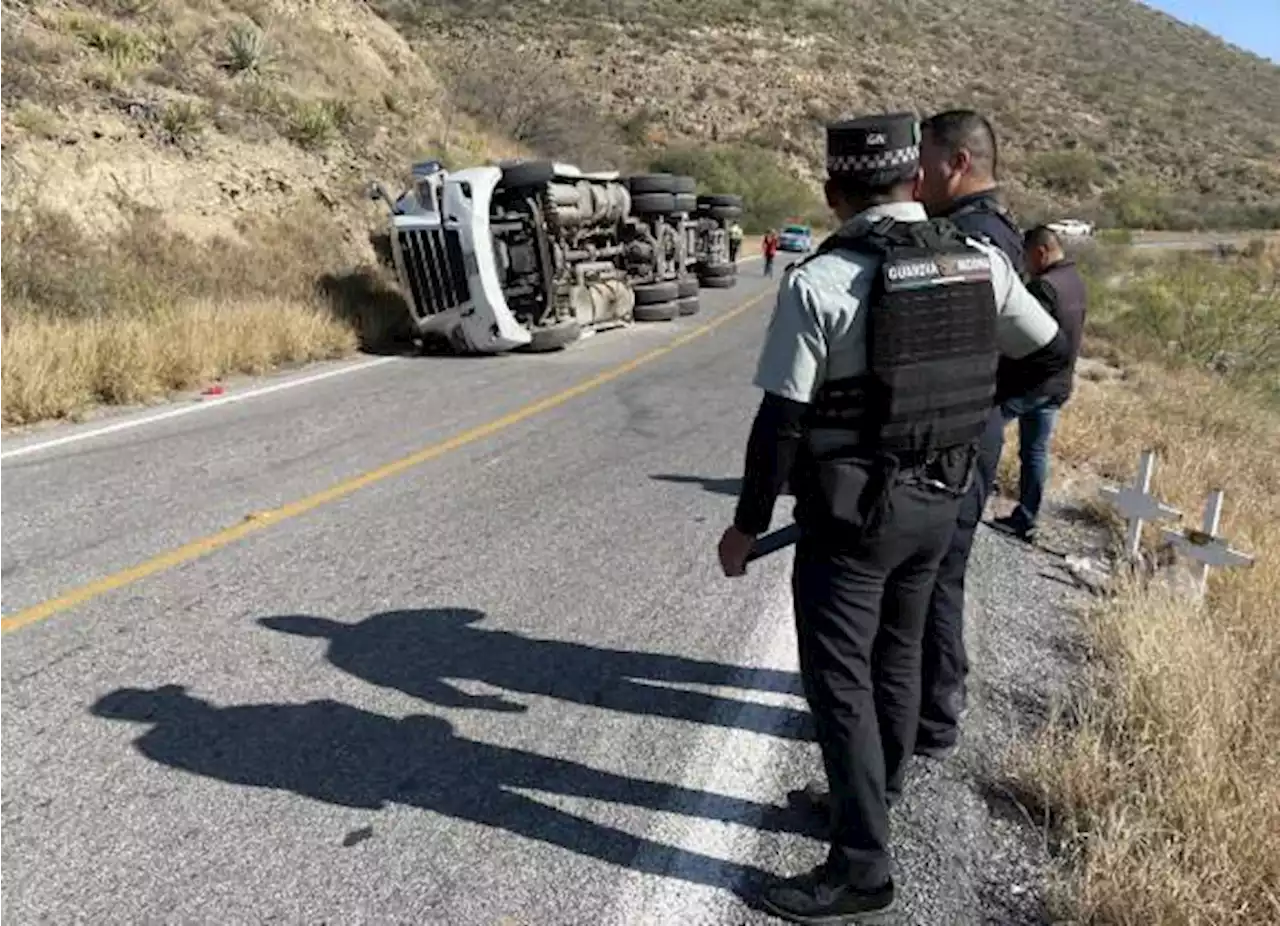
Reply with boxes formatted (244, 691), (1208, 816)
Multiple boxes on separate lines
(4, 0), (1278, 244)
(380, 0), (1280, 228)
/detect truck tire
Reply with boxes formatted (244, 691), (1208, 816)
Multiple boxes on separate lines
(631, 192), (677, 215)
(501, 160), (556, 189)
(627, 173), (676, 194)
(674, 193), (698, 213)
(520, 321), (581, 352)
(697, 194), (743, 209)
(698, 275), (736, 289)
(705, 205), (743, 220)
(677, 295), (700, 316)
(633, 281), (680, 304)
(634, 300), (679, 322)
(671, 175), (697, 194)
(698, 261), (736, 278)
(677, 277), (699, 298)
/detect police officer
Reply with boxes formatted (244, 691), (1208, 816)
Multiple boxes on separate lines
(716, 112), (1070, 923)
(913, 109), (1030, 757)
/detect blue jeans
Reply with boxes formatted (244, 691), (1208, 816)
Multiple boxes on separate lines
(996, 395), (1063, 528)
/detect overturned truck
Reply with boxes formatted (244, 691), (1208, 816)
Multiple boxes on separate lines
(370, 159), (744, 354)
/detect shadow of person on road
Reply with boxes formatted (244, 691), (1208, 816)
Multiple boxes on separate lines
(651, 474), (793, 499)
(259, 608), (810, 742)
(90, 685), (821, 900)
(650, 474), (743, 496)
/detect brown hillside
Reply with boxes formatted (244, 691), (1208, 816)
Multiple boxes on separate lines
(3, 0), (1278, 238)
(375, 0), (1280, 228)
(1, 0), (517, 242)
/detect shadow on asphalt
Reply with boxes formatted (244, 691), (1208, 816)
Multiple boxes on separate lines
(258, 608), (808, 738)
(650, 473), (742, 496)
(89, 608), (818, 902)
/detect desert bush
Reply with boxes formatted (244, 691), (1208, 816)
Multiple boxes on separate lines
(648, 143), (825, 232)
(1028, 149), (1104, 197)
(1009, 249), (1280, 924)
(443, 44), (631, 168)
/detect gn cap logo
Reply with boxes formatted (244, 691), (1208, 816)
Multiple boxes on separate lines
(866, 132), (886, 146)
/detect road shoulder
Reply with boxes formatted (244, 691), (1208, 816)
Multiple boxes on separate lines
(886, 493), (1098, 925)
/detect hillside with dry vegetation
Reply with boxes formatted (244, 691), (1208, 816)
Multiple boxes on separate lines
(378, 0), (1280, 229)
(1002, 239), (1280, 925)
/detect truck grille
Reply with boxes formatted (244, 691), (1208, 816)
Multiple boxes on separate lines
(397, 226), (470, 318)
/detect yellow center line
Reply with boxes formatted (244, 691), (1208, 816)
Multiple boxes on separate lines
(2, 290), (772, 635)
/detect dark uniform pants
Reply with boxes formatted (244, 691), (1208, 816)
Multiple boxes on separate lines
(792, 478), (963, 890)
(917, 409), (1005, 747)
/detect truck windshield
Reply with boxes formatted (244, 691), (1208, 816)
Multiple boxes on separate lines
(784, 226), (808, 235)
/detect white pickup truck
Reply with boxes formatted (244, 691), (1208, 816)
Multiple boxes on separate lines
(369, 159), (745, 354)
(1047, 217), (1096, 238)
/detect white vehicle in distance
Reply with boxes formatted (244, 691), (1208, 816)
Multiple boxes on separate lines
(1046, 217), (1095, 238)
(368, 159), (743, 354)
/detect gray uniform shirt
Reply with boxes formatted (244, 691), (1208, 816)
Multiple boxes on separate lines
(752, 201), (1062, 455)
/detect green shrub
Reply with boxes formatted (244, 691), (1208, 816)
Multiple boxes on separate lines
(647, 143), (825, 232)
(1028, 149), (1103, 197)
(1081, 250), (1280, 402)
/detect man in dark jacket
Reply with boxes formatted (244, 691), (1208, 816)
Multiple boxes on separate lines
(990, 224), (1088, 541)
(912, 109), (1028, 756)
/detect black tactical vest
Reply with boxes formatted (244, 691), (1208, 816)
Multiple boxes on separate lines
(806, 216), (1000, 464)
(946, 193), (1026, 276)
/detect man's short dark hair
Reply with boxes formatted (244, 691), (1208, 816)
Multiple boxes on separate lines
(1024, 224), (1061, 251)
(921, 109), (998, 179)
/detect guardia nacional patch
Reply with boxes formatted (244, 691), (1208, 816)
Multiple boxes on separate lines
(881, 253), (993, 292)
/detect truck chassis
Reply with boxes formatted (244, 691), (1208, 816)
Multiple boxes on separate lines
(371, 159), (745, 354)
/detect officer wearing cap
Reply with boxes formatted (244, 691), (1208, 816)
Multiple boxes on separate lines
(717, 112), (1070, 923)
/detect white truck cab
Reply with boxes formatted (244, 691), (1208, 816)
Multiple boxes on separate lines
(370, 159), (744, 353)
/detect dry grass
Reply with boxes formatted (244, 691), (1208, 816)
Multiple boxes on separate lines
(1004, 247), (1280, 924)
(2, 301), (356, 424)
(0, 199), (411, 427)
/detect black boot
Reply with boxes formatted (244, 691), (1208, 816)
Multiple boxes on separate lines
(760, 863), (897, 925)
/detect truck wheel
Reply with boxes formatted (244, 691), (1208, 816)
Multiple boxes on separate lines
(677, 277), (699, 298)
(674, 193), (698, 213)
(698, 275), (736, 289)
(631, 192), (677, 215)
(501, 160), (556, 189)
(677, 295), (700, 316)
(671, 175), (697, 194)
(697, 194), (743, 209)
(520, 321), (581, 352)
(627, 173), (676, 194)
(634, 300), (679, 322)
(704, 205), (743, 220)
(633, 281), (680, 304)
(698, 261), (736, 278)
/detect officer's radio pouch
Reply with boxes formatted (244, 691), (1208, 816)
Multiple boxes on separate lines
(813, 454), (897, 543)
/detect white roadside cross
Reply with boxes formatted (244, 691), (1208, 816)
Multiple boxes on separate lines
(1161, 489), (1255, 596)
(1098, 449), (1182, 560)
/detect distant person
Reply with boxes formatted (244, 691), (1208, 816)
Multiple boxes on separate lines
(762, 228), (780, 276)
(991, 225), (1088, 541)
(728, 221), (744, 262)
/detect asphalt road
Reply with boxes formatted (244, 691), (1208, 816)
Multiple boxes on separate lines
(2, 256), (1070, 925)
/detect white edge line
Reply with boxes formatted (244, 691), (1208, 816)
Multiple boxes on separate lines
(0, 262), (775, 463)
(0, 356), (400, 461)
(607, 581), (802, 925)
